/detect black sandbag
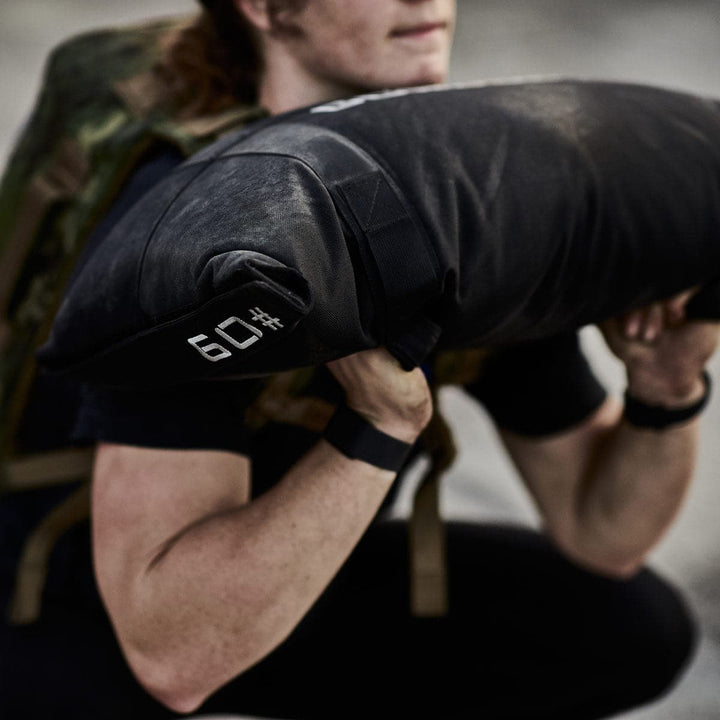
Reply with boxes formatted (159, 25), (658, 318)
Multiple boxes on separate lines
(38, 80), (720, 387)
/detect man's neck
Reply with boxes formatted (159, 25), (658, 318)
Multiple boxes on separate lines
(257, 41), (361, 116)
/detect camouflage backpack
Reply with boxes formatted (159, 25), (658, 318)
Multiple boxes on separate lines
(0, 14), (271, 624)
(0, 15), (265, 489)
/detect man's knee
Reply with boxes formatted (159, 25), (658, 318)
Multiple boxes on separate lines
(618, 569), (698, 706)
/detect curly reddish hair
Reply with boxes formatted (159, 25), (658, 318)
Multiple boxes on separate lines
(158, 0), (308, 116)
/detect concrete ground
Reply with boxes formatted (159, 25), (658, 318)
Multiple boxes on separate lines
(2, 1), (719, 718)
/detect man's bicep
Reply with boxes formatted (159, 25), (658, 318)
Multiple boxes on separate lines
(92, 442), (251, 611)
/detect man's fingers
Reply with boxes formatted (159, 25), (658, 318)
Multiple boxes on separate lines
(621, 306), (662, 342)
(665, 287), (698, 325)
(622, 310), (642, 340)
(621, 288), (699, 342)
(642, 303), (664, 342)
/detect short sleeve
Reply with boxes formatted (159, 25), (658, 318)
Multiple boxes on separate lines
(72, 380), (256, 454)
(466, 333), (607, 436)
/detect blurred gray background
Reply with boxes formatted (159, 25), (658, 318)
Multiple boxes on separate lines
(1, 1), (719, 718)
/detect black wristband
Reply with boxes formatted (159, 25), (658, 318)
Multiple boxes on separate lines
(323, 405), (414, 472)
(624, 371), (712, 430)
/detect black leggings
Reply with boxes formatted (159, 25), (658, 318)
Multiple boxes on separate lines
(0, 491), (696, 720)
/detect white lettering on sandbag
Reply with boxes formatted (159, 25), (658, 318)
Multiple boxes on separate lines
(187, 334), (233, 362)
(216, 316), (262, 350)
(187, 306), (283, 362)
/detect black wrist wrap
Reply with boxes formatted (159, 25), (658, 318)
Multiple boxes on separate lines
(323, 405), (414, 472)
(624, 371), (712, 430)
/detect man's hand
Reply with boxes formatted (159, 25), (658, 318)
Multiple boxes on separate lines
(504, 288), (719, 578)
(327, 348), (433, 443)
(601, 289), (720, 406)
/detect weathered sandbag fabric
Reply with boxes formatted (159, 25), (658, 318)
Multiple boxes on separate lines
(38, 81), (720, 387)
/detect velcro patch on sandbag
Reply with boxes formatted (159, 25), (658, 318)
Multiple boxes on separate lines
(334, 170), (438, 315)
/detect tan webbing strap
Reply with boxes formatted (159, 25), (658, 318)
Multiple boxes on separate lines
(244, 370), (336, 433)
(409, 472), (447, 617)
(2, 448), (96, 492)
(408, 405), (456, 617)
(7, 481), (91, 625)
(173, 105), (268, 138)
(406, 351), (490, 616)
(432, 347), (489, 386)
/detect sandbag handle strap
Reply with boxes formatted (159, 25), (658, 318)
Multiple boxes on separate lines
(387, 314), (443, 370)
(332, 170), (439, 318)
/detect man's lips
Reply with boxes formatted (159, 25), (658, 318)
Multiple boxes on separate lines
(390, 22), (448, 39)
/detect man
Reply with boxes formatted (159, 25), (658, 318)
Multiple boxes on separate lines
(60, 79), (720, 720)
(3, 2), (717, 717)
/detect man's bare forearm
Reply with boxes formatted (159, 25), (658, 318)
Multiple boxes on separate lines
(567, 320), (712, 575)
(505, 367), (709, 579)
(116, 441), (396, 713)
(537, 297), (719, 577)
(97, 349), (432, 713)
(569, 411), (699, 576)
